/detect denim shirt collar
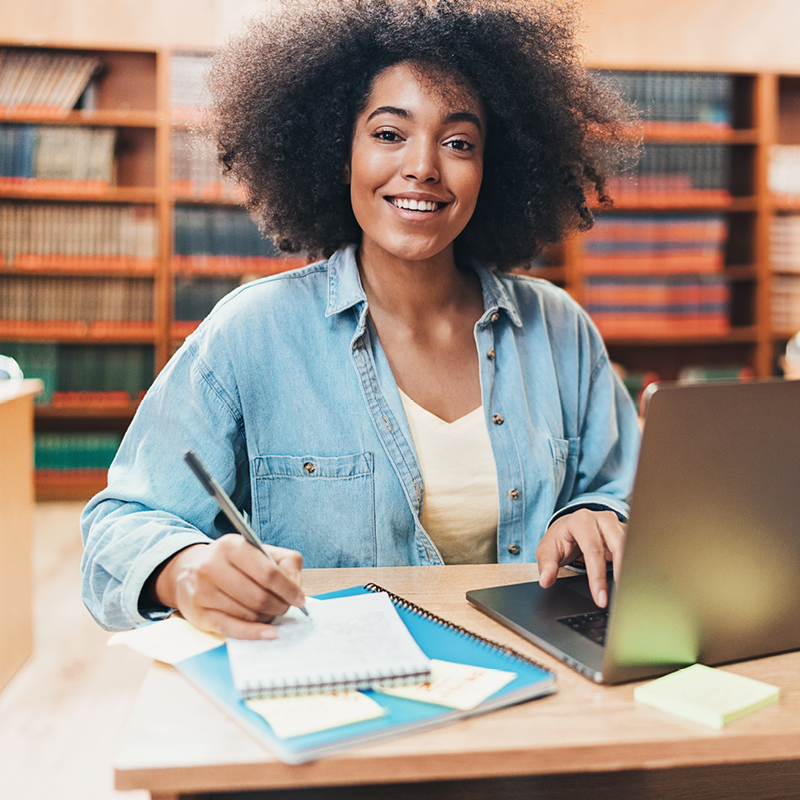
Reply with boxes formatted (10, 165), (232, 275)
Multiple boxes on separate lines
(324, 243), (523, 328)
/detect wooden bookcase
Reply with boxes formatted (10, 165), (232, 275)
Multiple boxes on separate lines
(1, 43), (798, 498)
(524, 71), (800, 385)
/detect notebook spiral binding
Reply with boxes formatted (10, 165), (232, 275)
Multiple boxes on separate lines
(363, 583), (550, 671)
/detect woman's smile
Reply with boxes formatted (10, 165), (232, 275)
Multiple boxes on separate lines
(348, 61), (486, 269)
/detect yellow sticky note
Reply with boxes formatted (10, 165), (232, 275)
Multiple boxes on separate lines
(375, 659), (516, 710)
(246, 691), (387, 739)
(634, 663), (780, 728)
(107, 616), (224, 664)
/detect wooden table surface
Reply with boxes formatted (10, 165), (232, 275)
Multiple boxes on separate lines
(114, 564), (800, 800)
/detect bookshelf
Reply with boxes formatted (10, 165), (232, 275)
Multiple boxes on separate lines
(561, 70), (794, 389)
(0, 43), (798, 498)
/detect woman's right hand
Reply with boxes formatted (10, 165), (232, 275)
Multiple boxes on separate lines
(153, 534), (305, 639)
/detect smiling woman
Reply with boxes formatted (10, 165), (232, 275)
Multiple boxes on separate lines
(80, 0), (643, 639)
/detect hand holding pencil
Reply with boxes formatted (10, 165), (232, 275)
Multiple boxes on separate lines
(149, 451), (307, 640)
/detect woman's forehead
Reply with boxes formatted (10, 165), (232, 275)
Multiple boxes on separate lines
(363, 61), (485, 120)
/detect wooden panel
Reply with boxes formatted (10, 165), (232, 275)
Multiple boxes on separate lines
(0, 380), (42, 692)
(778, 77), (800, 145)
(585, 0), (800, 73)
(1, 1), (799, 74)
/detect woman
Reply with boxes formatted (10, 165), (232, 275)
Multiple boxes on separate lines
(81, 0), (641, 637)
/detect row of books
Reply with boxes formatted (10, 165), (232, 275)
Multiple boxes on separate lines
(603, 70), (733, 131)
(174, 206), (277, 257)
(582, 213), (728, 274)
(170, 51), (210, 122)
(0, 124), (116, 190)
(607, 144), (732, 204)
(771, 216), (800, 273)
(0, 202), (157, 269)
(171, 127), (242, 201)
(35, 432), (122, 470)
(0, 48), (102, 118)
(174, 276), (239, 322)
(0, 275), (154, 322)
(769, 146), (800, 203)
(0, 341), (154, 403)
(771, 276), (800, 331)
(584, 274), (731, 338)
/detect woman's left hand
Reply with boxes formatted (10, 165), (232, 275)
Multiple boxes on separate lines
(535, 508), (626, 608)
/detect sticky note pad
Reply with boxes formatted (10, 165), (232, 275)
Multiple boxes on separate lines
(634, 663), (780, 729)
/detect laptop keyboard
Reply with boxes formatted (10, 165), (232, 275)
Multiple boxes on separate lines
(559, 610), (609, 645)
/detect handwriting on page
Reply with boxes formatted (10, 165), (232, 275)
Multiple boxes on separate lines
(225, 592), (431, 696)
(376, 659), (516, 710)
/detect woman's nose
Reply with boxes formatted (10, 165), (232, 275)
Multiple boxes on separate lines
(402, 139), (439, 183)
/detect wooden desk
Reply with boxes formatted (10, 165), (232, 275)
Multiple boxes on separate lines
(115, 564), (800, 800)
(0, 379), (42, 693)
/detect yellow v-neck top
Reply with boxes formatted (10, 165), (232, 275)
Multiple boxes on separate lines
(398, 389), (499, 564)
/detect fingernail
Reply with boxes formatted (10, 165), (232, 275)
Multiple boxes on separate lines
(598, 589), (608, 608)
(260, 628), (278, 640)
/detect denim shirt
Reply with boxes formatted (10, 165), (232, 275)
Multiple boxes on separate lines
(81, 244), (640, 631)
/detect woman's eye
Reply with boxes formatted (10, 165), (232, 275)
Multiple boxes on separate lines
(445, 139), (476, 152)
(372, 130), (402, 142)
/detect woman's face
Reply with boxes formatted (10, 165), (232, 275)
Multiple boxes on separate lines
(348, 61), (486, 267)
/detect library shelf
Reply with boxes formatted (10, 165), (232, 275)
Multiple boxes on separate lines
(0, 186), (158, 203)
(1, 44), (799, 496)
(35, 404), (140, 422)
(603, 325), (759, 347)
(35, 469), (108, 502)
(641, 126), (760, 144)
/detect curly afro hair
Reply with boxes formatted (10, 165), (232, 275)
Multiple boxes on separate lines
(205, 0), (639, 270)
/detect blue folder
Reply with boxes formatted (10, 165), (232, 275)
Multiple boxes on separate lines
(175, 583), (557, 764)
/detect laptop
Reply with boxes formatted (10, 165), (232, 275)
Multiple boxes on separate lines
(467, 378), (800, 684)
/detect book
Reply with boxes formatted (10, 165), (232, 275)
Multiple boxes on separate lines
(173, 583), (557, 764)
(633, 663), (780, 729)
(597, 70), (733, 134)
(225, 592), (432, 698)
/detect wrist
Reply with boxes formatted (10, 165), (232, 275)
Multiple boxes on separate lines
(151, 544), (205, 611)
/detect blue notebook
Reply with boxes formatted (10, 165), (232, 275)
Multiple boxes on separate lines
(175, 583), (557, 764)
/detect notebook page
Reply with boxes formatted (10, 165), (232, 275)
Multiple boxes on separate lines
(226, 592), (431, 696)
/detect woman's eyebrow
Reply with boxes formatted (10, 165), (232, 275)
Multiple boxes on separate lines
(365, 106), (482, 132)
(444, 111), (483, 132)
(366, 105), (409, 122)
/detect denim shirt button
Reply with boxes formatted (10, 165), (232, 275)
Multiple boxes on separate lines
(303, 461), (316, 474)
(508, 543), (521, 555)
(487, 349), (496, 360)
(491, 312), (499, 323)
(492, 413), (504, 425)
(508, 488), (520, 499)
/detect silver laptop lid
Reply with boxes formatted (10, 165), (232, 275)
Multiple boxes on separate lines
(602, 378), (800, 683)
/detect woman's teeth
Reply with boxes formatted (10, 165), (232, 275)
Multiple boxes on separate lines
(391, 198), (440, 212)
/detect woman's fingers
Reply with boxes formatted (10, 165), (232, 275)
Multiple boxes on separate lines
(535, 509), (627, 608)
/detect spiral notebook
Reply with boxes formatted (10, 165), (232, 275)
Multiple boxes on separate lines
(225, 592), (432, 698)
(175, 583), (557, 764)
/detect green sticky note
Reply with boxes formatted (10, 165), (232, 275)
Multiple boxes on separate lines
(633, 664), (780, 729)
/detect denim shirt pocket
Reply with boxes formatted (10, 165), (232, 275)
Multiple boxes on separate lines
(549, 436), (580, 501)
(251, 452), (376, 567)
